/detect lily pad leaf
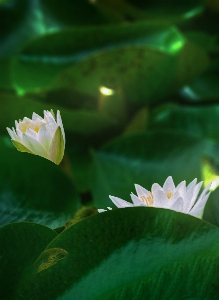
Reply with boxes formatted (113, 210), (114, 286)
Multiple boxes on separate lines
(16, 208), (219, 299)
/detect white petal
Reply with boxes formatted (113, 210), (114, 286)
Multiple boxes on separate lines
(109, 195), (134, 208)
(130, 193), (146, 206)
(45, 124), (57, 140)
(170, 197), (184, 212)
(44, 110), (55, 122)
(153, 189), (168, 208)
(168, 191), (181, 206)
(163, 176), (175, 193)
(189, 192), (211, 219)
(198, 183), (212, 202)
(6, 128), (19, 142)
(185, 181), (203, 213)
(57, 110), (65, 146)
(38, 124), (51, 152)
(26, 128), (38, 140)
(16, 128), (24, 141)
(186, 178), (197, 193)
(32, 112), (43, 121)
(98, 207), (112, 213)
(176, 181), (186, 196)
(98, 209), (107, 213)
(20, 117), (33, 129)
(23, 117), (32, 122)
(189, 183), (211, 218)
(184, 180), (197, 205)
(134, 184), (150, 198)
(151, 183), (162, 194)
(45, 115), (58, 139)
(48, 114), (57, 126)
(22, 133), (49, 159)
(14, 128), (23, 142)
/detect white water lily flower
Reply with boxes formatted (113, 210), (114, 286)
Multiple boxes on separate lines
(98, 176), (211, 219)
(6, 110), (65, 165)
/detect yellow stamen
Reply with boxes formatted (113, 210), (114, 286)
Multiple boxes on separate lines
(19, 124), (40, 133)
(18, 120), (46, 133)
(166, 188), (173, 199)
(140, 192), (154, 206)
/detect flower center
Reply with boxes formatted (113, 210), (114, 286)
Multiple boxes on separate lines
(166, 188), (173, 199)
(140, 192), (154, 206)
(18, 120), (46, 133)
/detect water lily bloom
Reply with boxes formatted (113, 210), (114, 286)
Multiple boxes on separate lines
(6, 110), (65, 165)
(98, 176), (211, 219)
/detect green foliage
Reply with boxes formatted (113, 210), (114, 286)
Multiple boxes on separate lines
(0, 222), (57, 300)
(11, 22), (184, 93)
(92, 131), (205, 207)
(2, 208), (219, 299)
(0, 137), (79, 228)
(38, 0), (108, 26)
(1, 0), (219, 298)
(149, 105), (219, 140)
(0, 93), (116, 136)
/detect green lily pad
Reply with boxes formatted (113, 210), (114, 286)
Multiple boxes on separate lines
(184, 30), (218, 52)
(11, 22), (184, 93)
(54, 46), (177, 105)
(0, 0), (45, 56)
(149, 104), (219, 141)
(54, 39), (208, 105)
(0, 93), (117, 136)
(38, 0), (108, 26)
(16, 208), (219, 299)
(0, 136), (80, 228)
(180, 62), (219, 102)
(0, 222), (57, 300)
(126, 0), (204, 21)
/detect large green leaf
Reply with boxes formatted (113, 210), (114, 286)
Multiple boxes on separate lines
(11, 21), (209, 105)
(184, 30), (218, 52)
(11, 22), (184, 93)
(16, 208), (219, 299)
(91, 0), (203, 23)
(92, 131), (205, 208)
(38, 0), (108, 26)
(186, 6), (219, 36)
(0, 136), (79, 228)
(54, 46), (177, 105)
(126, 0), (203, 21)
(0, 222), (57, 300)
(0, 0), (46, 57)
(149, 104), (219, 141)
(0, 93), (117, 136)
(180, 62), (219, 102)
(54, 41), (208, 105)
(172, 40), (209, 90)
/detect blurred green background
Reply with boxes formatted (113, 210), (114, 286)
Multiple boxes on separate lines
(1, 0), (219, 229)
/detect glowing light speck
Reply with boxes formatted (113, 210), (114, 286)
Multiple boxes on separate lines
(99, 86), (115, 96)
(169, 40), (184, 53)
